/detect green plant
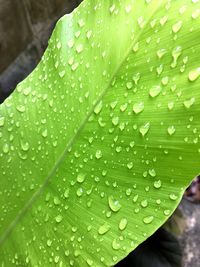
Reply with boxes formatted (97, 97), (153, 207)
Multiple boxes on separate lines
(0, 0), (200, 266)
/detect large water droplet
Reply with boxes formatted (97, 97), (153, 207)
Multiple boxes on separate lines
(108, 196), (121, 212)
(133, 102), (144, 114)
(98, 223), (110, 235)
(119, 218), (128, 231)
(154, 180), (162, 189)
(172, 21), (183, 33)
(167, 126), (176, 136)
(77, 173), (85, 183)
(139, 122), (150, 136)
(143, 215), (154, 224)
(188, 68), (200, 82)
(149, 85), (162, 98)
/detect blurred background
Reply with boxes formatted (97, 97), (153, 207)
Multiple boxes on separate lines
(0, 1), (199, 266)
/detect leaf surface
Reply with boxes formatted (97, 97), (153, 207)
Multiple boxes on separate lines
(0, 0), (200, 266)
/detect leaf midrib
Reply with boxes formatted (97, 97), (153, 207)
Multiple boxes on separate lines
(0, 1), (163, 246)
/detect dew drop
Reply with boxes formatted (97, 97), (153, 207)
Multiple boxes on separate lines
(133, 102), (144, 114)
(112, 238), (120, 250)
(98, 223), (110, 235)
(149, 84), (162, 98)
(143, 215), (154, 224)
(126, 81), (133, 90)
(59, 70), (65, 78)
(3, 143), (9, 154)
(55, 215), (63, 223)
(94, 101), (103, 114)
(141, 199), (148, 208)
(77, 173), (85, 183)
(167, 126), (176, 136)
(153, 180), (162, 189)
(172, 21), (183, 33)
(95, 150), (102, 159)
(108, 196), (121, 212)
(184, 97), (195, 109)
(188, 68), (200, 82)
(139, 122), (150, 136)
(119, 218), (128, 231)
(169, 193), (178, 200)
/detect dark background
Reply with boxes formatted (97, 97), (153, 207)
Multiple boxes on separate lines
(0, 0), (81, 103)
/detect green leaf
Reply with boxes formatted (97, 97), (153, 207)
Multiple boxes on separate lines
(116, 228), (182, 267)
(0, 0), (200, 266)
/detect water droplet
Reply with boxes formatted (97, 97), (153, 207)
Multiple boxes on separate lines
(171, 46), (182, 68)
(168, 102), (174, 110)
(169, 193), (178, 200)
(112, 238), (120, 250)
(133, 102), (144, 114)
(94, 101), (103, 114)
(55, 215), (63, 223)
(20, 140), (30, 152)
(125, 5), (132, 13)
(184, 97), (195, 109)
(188, 68), (200, 82)
(108, 196), (121, 212)
(42, 129), (48, 138)
(154, 180), (162, 189)
(112, 117), (119, 126)
(119, 218), (128, 231)
(164, 209), (171, 216)
(127, 162), (133, 169)
(3, 144), (9, 154)
(16, 105), (25, 113)
(143, 215), (154, 224)
(126, 81), (133, 89)
(77, 173), (85, 183)
(141, 199), (148, 208)
(59, 70), (65, 78)
(76, 188), (83, 197)
(157, 48), (167, 59)
(172, 21), (183, 33)
(98, 223), (110, 235)
(132, 73), (140, 85)
(95, 150), (102, 159)
(109, 4), (116, 14)
(149, 85), (162, 98)
(139, 122), (150, 136)
(76, 44), (83, 53)
(167, 126), (176, 136)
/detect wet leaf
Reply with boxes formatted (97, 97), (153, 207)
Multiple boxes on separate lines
(0, 0), (200, 266)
